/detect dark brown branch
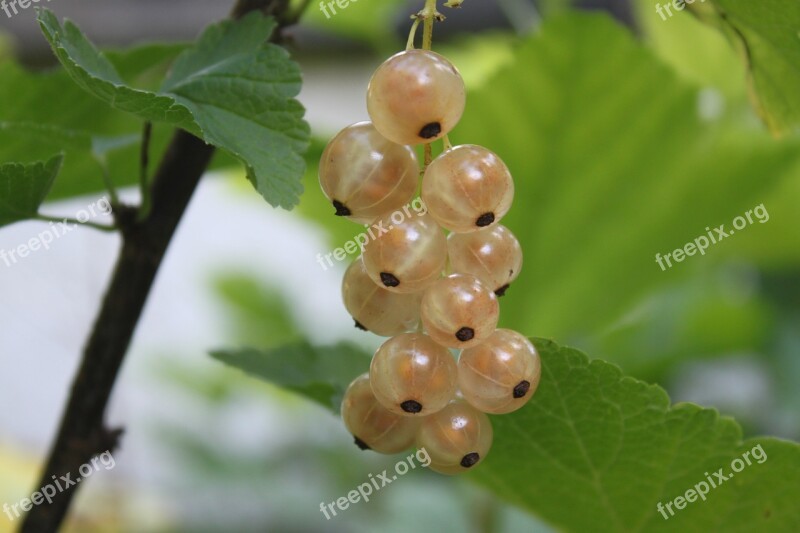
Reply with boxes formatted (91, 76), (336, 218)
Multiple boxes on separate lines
(20, 1), (298, 531)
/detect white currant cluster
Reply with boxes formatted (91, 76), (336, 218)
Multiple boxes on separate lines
(320, 20), (540, 475)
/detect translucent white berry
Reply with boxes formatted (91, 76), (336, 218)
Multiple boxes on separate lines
(422, 145), (514, 233)
(342, 258), (421, 336)
(416, 400), (493, 475)
(342, 373), (421, 453)
(367, 50), (466, 146)
(458, 329), (541, 414)
(420, 274), (499, 349)
(370, 332), (457, 416)
(362, 211), (447, 294)
(447, 225), (522, 296)
(319, 122), (418, 224)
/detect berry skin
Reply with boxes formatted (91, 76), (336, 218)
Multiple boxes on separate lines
(370, 332), (458, 416)
(342, 258), (422, 336)
(362, 211), (447, 294)
(447, 225), (523, 296)
(367, 50), (466, 146)
(342, 373), (421, 454)
(458, 329), (541, 414)
(422, 145), (514, 233)
(420, 274), (499, 349)
(416, 400), (493, 475)
(319, 122), (418, 224)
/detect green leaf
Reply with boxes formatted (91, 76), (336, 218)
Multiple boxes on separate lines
(447, 13), (800, 342)
(210, 337), (800, 531)
(0, 155), (63, 227)
(210, 342), (370, 413)
(473, 339), (800, 532)
(37, 9), (310, 208)
(690, 0), (800, 136)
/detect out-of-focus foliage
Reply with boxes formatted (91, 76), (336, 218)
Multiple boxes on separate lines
(0, 155), (62, 227)
(690, 0), (800, 136)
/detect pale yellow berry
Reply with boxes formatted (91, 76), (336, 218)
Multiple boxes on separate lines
(416, 400), (493, 475)
(370, 332), (458, 416)
(458, 329), (541, 414)
(420, 274), (499, 349)
(367, 50), (466, 146)
(422, 145), (514, 233)
(342, 258), (421, 336)
(319, 122), (418, 224)
(447, 225), (522, 296)
(362, 211), (447, 294)
(342, 373), (421, 453)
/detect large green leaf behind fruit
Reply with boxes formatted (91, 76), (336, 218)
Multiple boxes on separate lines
(690, 0), (800, 136)
(449, 13), (800, 341)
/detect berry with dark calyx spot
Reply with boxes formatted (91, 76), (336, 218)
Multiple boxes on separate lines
(458, 329), (541, 414)
(343, 258), (421, 337)
(341, 373), (420, 454)
(370, 332), (457, 416)
(362, 211), (447, 294)
(320, 122), (418, 224)
(420, 274), (499, 349)
(367, 49), (465, 146)
(422, 145), (514, 233)
(416, 400), (493, 475)
(447, 225), (523, 295)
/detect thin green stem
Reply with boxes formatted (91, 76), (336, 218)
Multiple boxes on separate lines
(35, 214), (117, 233)
(99, 163), (120, 206)
(406, 17), (421, 50)
(421, 0), (438, 168)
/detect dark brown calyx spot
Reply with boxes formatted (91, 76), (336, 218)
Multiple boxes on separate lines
(380, 272), (400, 288)
(354, 436), (371, 450)
(419, 122), (442, 139)
(400, 400), (423, 413)
(495, 284), (510, 297)
(333, 200), (351, 217)
(476, 212), (495, 227)
(456, 327), (475, 342)
(513, 380), (531, 399)
(354, 320), (367, 331)
(460, 453), (480, 468)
